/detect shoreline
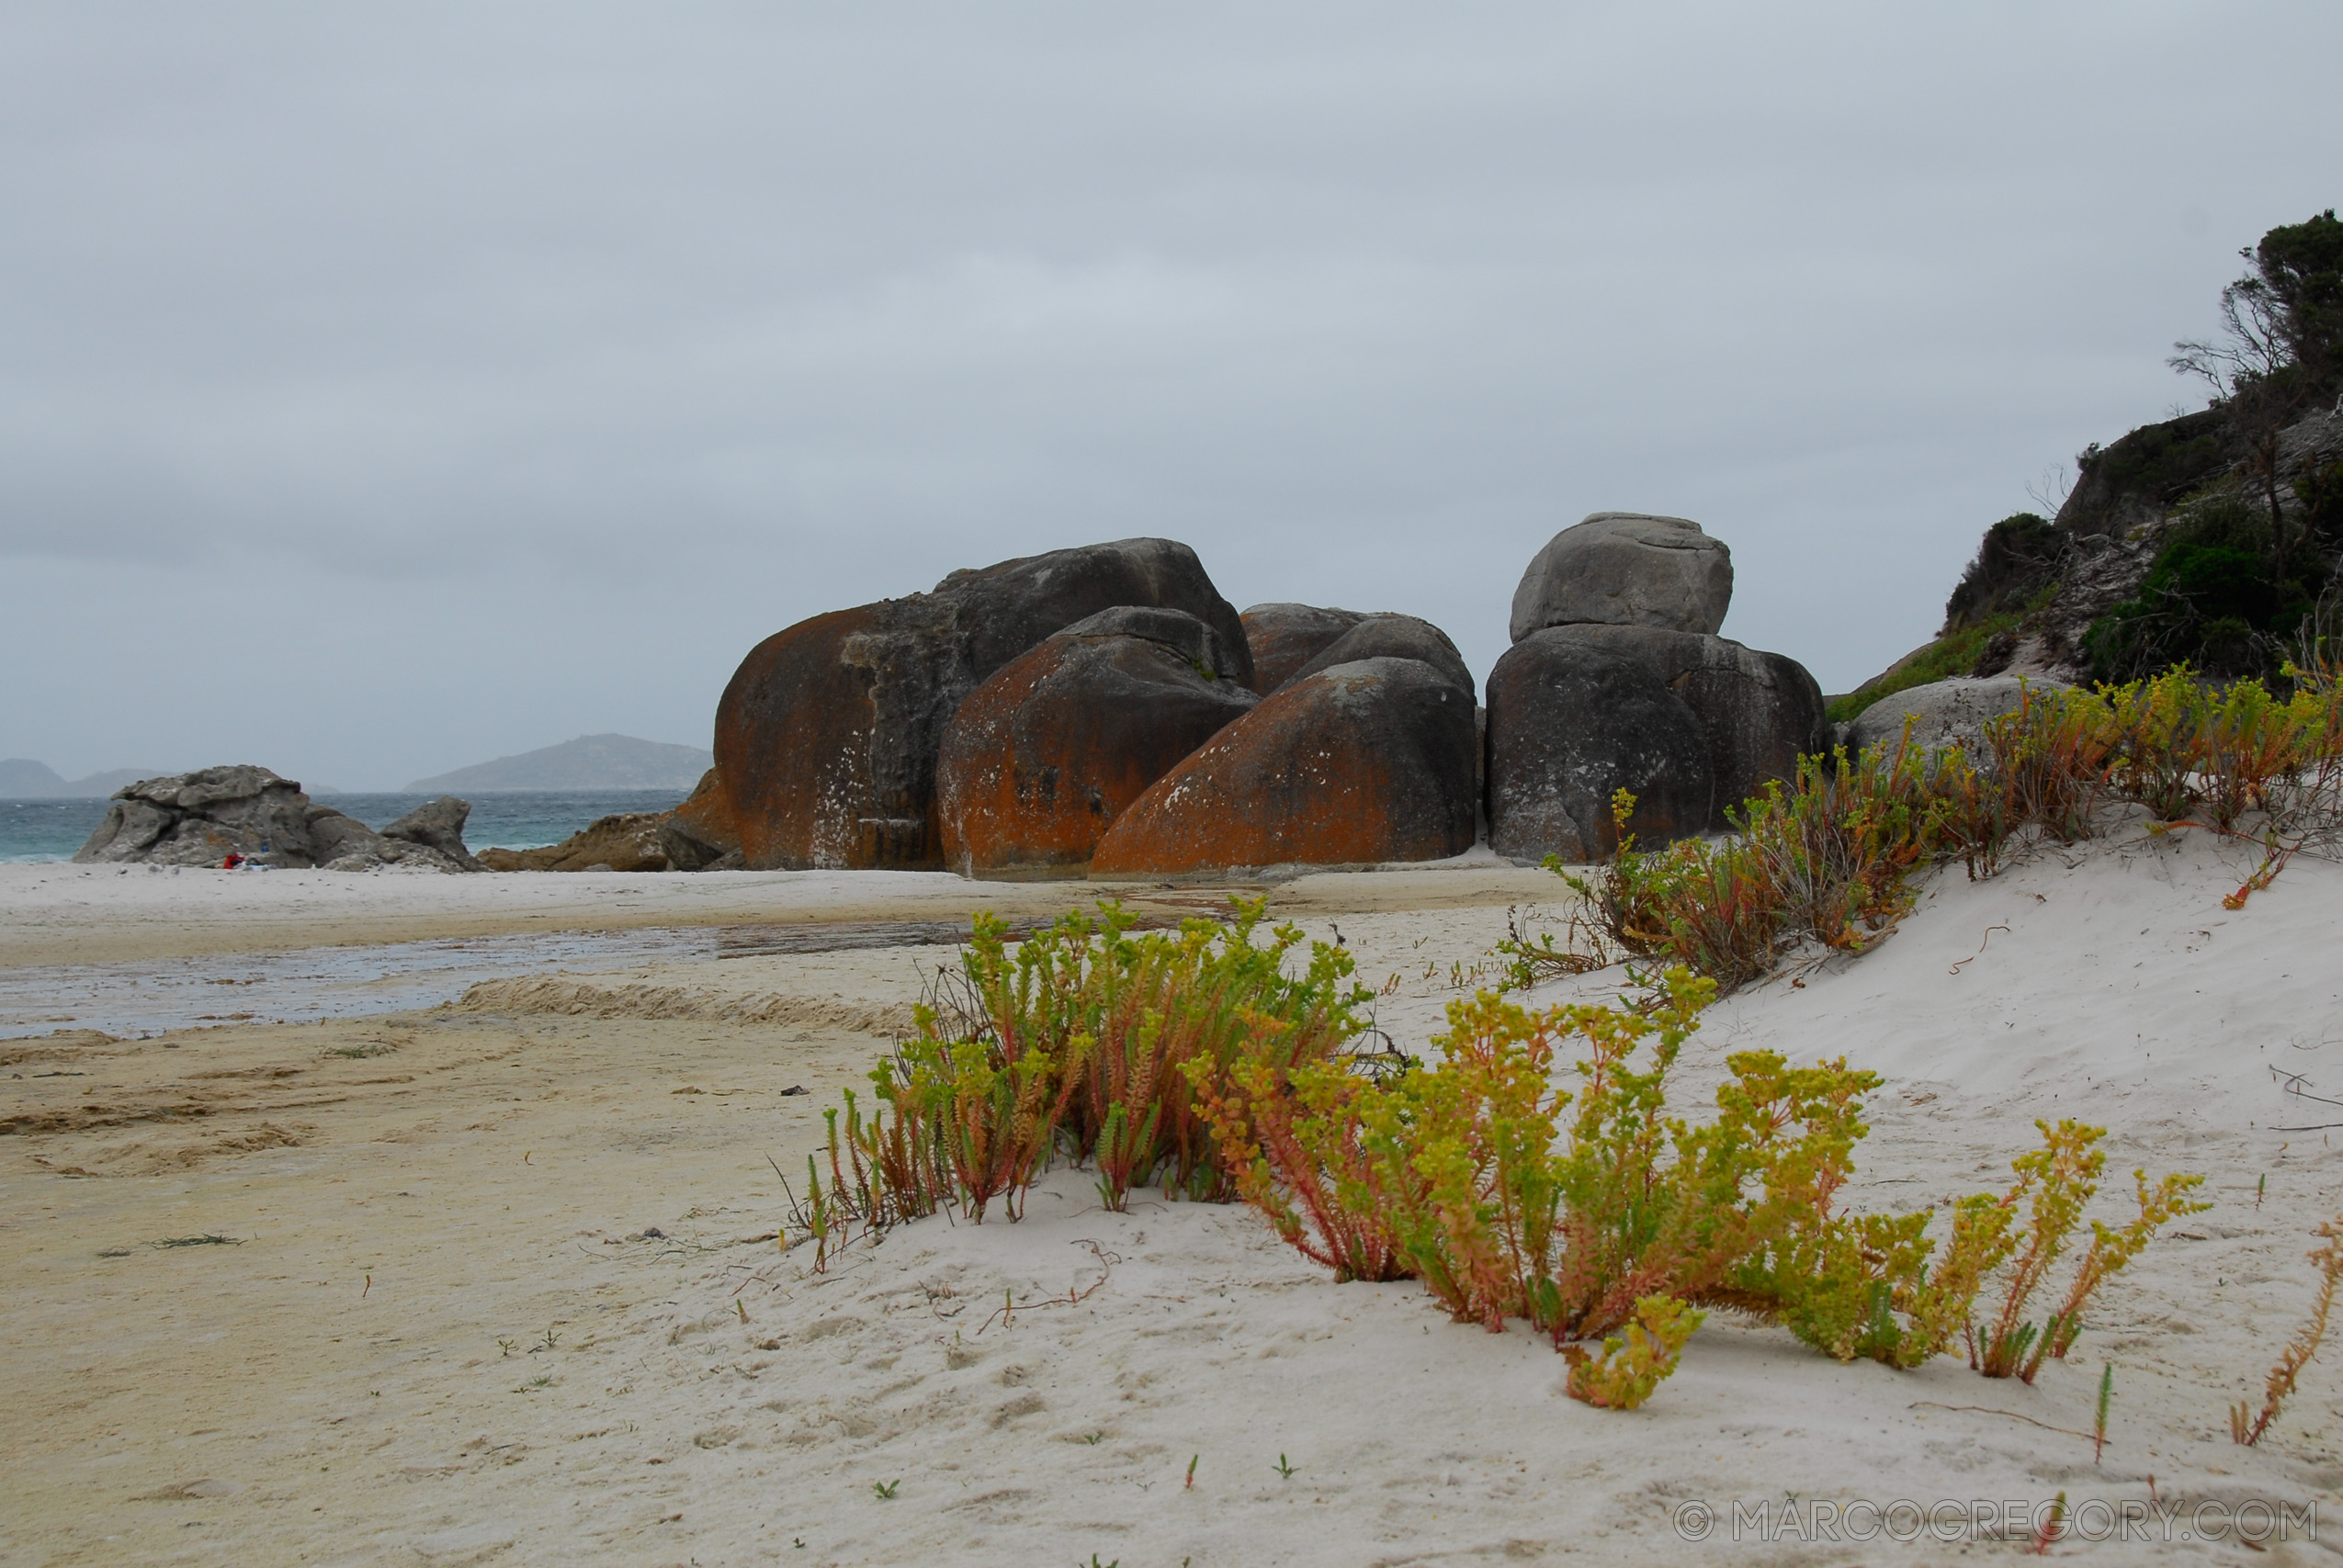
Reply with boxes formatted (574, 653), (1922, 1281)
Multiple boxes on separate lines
(0, 861), (1565, 970)
(6, 836), (2336, 1562)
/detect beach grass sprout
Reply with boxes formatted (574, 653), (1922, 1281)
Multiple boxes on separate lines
(2231, 1213), (2343, 1444)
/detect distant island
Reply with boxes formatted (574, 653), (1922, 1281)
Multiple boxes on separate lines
(0, 760), (164, 799)
(404, 733), (713, 793)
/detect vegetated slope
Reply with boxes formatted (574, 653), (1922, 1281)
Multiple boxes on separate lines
(404, 733), (713, 793)
(1837, 209), (2343, 723)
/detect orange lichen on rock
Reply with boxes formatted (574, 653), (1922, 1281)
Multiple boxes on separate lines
(1090, 657), (1475, 875)
(937, 615), (1257, 877)
(715, 541), (1251, 870)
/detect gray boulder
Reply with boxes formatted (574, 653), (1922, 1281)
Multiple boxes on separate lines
(1845, 676), (2070, 764)
(304, 807), (390, 864)
(1239, 603), (1369, 694)
(1484, 633), (1715, 863)
(71, 766), (481, 871)
(1052, 604), (1250, 682)
(1284, 613), (1474, 698)
(380, 795), (485, 872)
(75, 767), (317, 867)
(1532, 626), (1825, 827)
(1510, 513), (1734, 641)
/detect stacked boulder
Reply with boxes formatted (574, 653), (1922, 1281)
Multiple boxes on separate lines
(633, 513), (1826, 880)
(934, 606), (1258, 876)
(1090, 655), (1476, 874)
(1488, 513), (1825, 861)
(711, 538), (1252, 870)
(689, 537), (1487, 877)
(73, 767), (482, 871)
(1237, 603), (1367, 693)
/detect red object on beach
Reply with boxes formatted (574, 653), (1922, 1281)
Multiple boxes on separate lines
(221, 853), (244, 869)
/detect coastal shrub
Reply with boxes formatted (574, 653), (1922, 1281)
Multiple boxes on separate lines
(2300, 459), (2343, 554)
(1222, 974), (2202, 1404)
(1736, 1195), (2008, 1369)
(1943, 513), (2064, 634)
(1746, 1120), (2204, 1377)
(794, 899), (1372, 1264)
(956, 901), (1373, 1207)
(1568, 734), (1977, 990)
(1489, 904), (1616, 991)
(1223, 968), (1885, 1388)
(1195, 1053), (1416, 1283)
(1557, 671), (2343, 994)
(2086, 499), (2327, 682)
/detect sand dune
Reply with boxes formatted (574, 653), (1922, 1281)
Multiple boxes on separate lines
(3, 838), (2339, 1563)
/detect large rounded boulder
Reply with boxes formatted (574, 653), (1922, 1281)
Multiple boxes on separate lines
(1239, 603), (1367, 694)
(1282, 613), (1474, 698)
(1529, 625), (1824, 827)
(1091, 657), (1476, 874)
(1510, 513), (1733, 641)
(714, 539), (1251, 870)
(1484, 632), (1715, 863)
(1845, 675), (2069, 764)
(935, 607), (1258, 876)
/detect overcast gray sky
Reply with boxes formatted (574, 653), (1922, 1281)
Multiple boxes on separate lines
(4, 4), (2337, 789)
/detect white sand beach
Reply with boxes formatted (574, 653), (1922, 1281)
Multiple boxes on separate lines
(4, 836), (2340, 1565)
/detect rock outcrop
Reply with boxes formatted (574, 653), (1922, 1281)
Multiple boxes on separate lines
(378, 796), (484, 871)
(1844, 675), (2070, 763)
(654, 769), (742, 872)
(1282, 613), (1474, 698)
(1091, 657), (1476, 874)
(714, 538), (1251, 870)
(478, 813), (673, 873)
(935, 608), (1259, 876)
(1239, 603), (1368, 694)
(1485, 634), (1715, 863)
(1527, 626), (1825, 828)
(474, 773), (745, 874)
(72, 768), (480, 871)
(1510, 513), (1733, 642)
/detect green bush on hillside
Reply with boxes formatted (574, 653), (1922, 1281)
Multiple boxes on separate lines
(2087, 498), (2326, 682)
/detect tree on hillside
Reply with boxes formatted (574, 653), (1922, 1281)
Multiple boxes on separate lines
(2170, 209), (2343, 565)
(2172, 208), (2343, 415)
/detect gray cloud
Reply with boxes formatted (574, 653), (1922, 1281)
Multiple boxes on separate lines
(3, 3), (2336, 784)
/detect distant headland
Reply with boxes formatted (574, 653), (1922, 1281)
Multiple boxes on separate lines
(0, 761), (163, 800)
(403, 733), (713, 794)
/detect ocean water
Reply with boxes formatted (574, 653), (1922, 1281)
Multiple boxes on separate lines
(0, 788), (693, 864)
